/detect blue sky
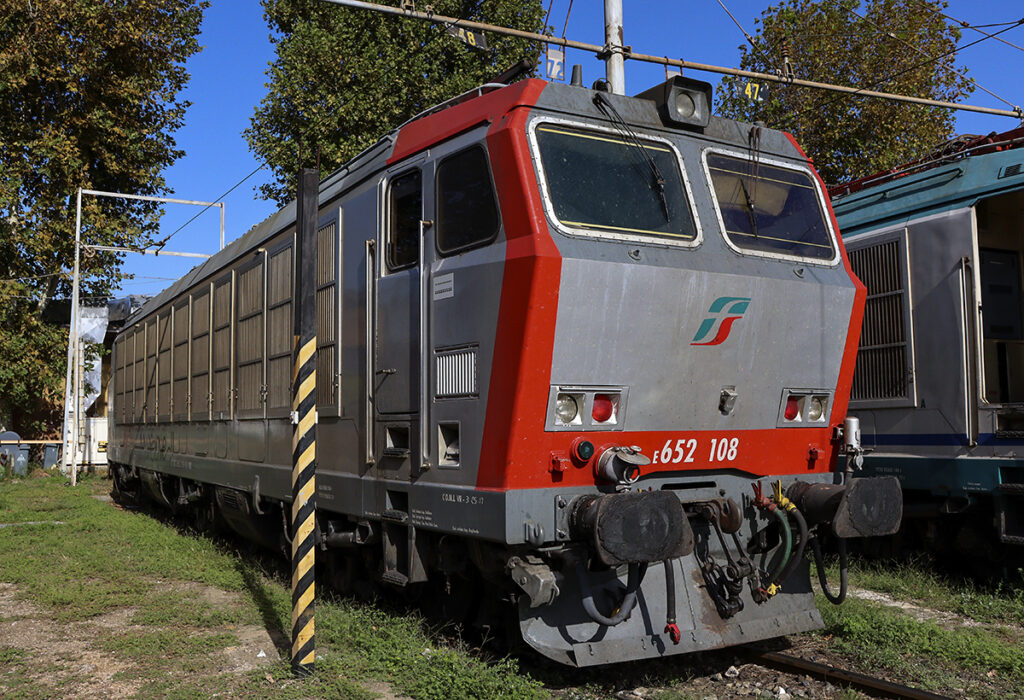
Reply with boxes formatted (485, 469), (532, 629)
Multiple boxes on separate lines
(112, 0), (1024, 297)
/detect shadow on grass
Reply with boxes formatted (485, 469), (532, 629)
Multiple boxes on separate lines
(236, 558), (290, 656)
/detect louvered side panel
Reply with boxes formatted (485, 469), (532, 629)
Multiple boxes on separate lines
(435, 347), (478, 398)
(849, 237), (912, 403)
(212, 275), (233, 418)
(316, 220), (339, 409)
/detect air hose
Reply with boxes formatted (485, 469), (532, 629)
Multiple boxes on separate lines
(663, 559), (681, 644)
(775, 505), (808, 587)
(752, 481), (795, 597)
(811, 534), (848, 604)
(765, 507), (792, 585)
(577, 561), (648, 626)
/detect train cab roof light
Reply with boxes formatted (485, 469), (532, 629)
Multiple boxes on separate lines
(634, 76), (713, 131)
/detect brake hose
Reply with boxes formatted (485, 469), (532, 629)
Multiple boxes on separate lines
(663, 558), (681, 644)
(577, 561), (648, 626)
(766, 507), (793, 585)
(775, 505), (808, 587)
(811, 534), (848, 604)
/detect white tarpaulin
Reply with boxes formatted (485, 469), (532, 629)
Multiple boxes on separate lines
(78, 306), (109, 412)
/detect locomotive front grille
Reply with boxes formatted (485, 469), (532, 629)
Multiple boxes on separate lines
(435, 346), (477, 398)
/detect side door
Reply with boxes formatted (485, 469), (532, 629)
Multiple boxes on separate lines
(374, 164), (434, 471)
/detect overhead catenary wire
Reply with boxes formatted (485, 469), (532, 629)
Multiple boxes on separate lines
(778, 16), (1024, 131)
(923, 2), (1024, 54)
(560, 0), (573, 40)
(316, 0), (1023, 119)
(715, 0), (782, 73)
(154, 162), (265, 250)
(838, 3), (1018, 111)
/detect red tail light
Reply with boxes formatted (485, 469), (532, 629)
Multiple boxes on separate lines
(592, 394), (614, 423)
(784, 395), (800, 421)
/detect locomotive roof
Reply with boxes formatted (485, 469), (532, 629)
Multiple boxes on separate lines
(125, 78), (809, 327)
(831, 127), (1024, 235)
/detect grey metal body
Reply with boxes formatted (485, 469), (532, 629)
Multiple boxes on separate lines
(109, 79), (859, 664)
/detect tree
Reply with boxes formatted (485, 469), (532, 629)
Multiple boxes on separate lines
(0, 0), (206, 435)
(715, 0), (975, 185)
(246, 0), (545, 205)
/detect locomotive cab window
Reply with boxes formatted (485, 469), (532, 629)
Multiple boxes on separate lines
(436, 146), (500, 254)
(387, 169), (422, 270)
(706, 152), (835, 262)
(533, 123), (697, 244)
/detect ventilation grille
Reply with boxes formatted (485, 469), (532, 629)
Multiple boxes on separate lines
(435, 346), (477, 398)
(849, 239), (910, 401)
(999, 163), (1022, 179)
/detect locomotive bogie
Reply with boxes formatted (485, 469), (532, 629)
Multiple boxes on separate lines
(108, 77), (896, 665)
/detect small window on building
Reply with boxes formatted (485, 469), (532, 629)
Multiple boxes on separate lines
(706, 152), (835, 261)
(436, 147), (500, 254)
(388, 170), (422, 270)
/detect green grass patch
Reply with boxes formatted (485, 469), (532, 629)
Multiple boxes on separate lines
(0, 476), (257, 622)
(0, 476), (549, 700)
(835, 556), (1024, 627)
(130, 590), (257, 629)
(0, 646), (27, 664)
(817, 593), (1024, 693)
(103, 629), (239, 663)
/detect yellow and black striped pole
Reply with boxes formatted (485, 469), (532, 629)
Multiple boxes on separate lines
(291, 168), (319, 676)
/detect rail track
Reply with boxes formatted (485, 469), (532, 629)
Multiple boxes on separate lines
(743, 648), (952, 700)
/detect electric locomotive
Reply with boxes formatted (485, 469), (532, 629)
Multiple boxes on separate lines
(832, 128), (1024, 564)
(108, 75), (900, 666)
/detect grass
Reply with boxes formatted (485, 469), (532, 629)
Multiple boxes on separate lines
(0, 473), (547, 699)
(810, 554), (1024, 699)
(6, 473), (1024, 699)
(831, 555), (1024, 626)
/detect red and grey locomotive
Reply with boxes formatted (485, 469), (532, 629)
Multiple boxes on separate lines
(108, 75), (901, 666)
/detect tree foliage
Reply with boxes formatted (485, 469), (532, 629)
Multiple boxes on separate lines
(0, 0), (206, 434)
(247, 0), (546, 205)
(715, 0), (975, 185)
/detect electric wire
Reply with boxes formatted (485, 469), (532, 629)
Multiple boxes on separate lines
(161, 0), (510, 252)
(0, 272), (66, 283)
(153, 162), (265, 250)
(924, 3), (1024, 54)
(715, 0), (783, 73)
(541, 0), (554, 33)
(560, 0), (573, 40)
(839, 4), (1018, 111)
(778, 17), (1024, 132)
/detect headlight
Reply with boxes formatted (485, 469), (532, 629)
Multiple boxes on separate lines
(675, 91), (696, 118)
(555, 393), (580, 424)
(808, 397), (825, 421)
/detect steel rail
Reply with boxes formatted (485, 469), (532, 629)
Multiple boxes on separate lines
(744, 648), (953, 700)
(318, 0), (1023, 119)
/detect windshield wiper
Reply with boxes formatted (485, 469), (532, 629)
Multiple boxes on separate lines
(738, 177), (759, 239)
(593, 92), (670, 221)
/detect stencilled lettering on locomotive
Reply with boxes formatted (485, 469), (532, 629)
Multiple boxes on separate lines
(650, 437), (740, 465)
(169, 456), (193, 470)
(410, 508), (436, 527)
(441, 491), (485, 506)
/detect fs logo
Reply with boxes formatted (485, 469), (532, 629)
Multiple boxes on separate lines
(690, 296), (751, 346)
